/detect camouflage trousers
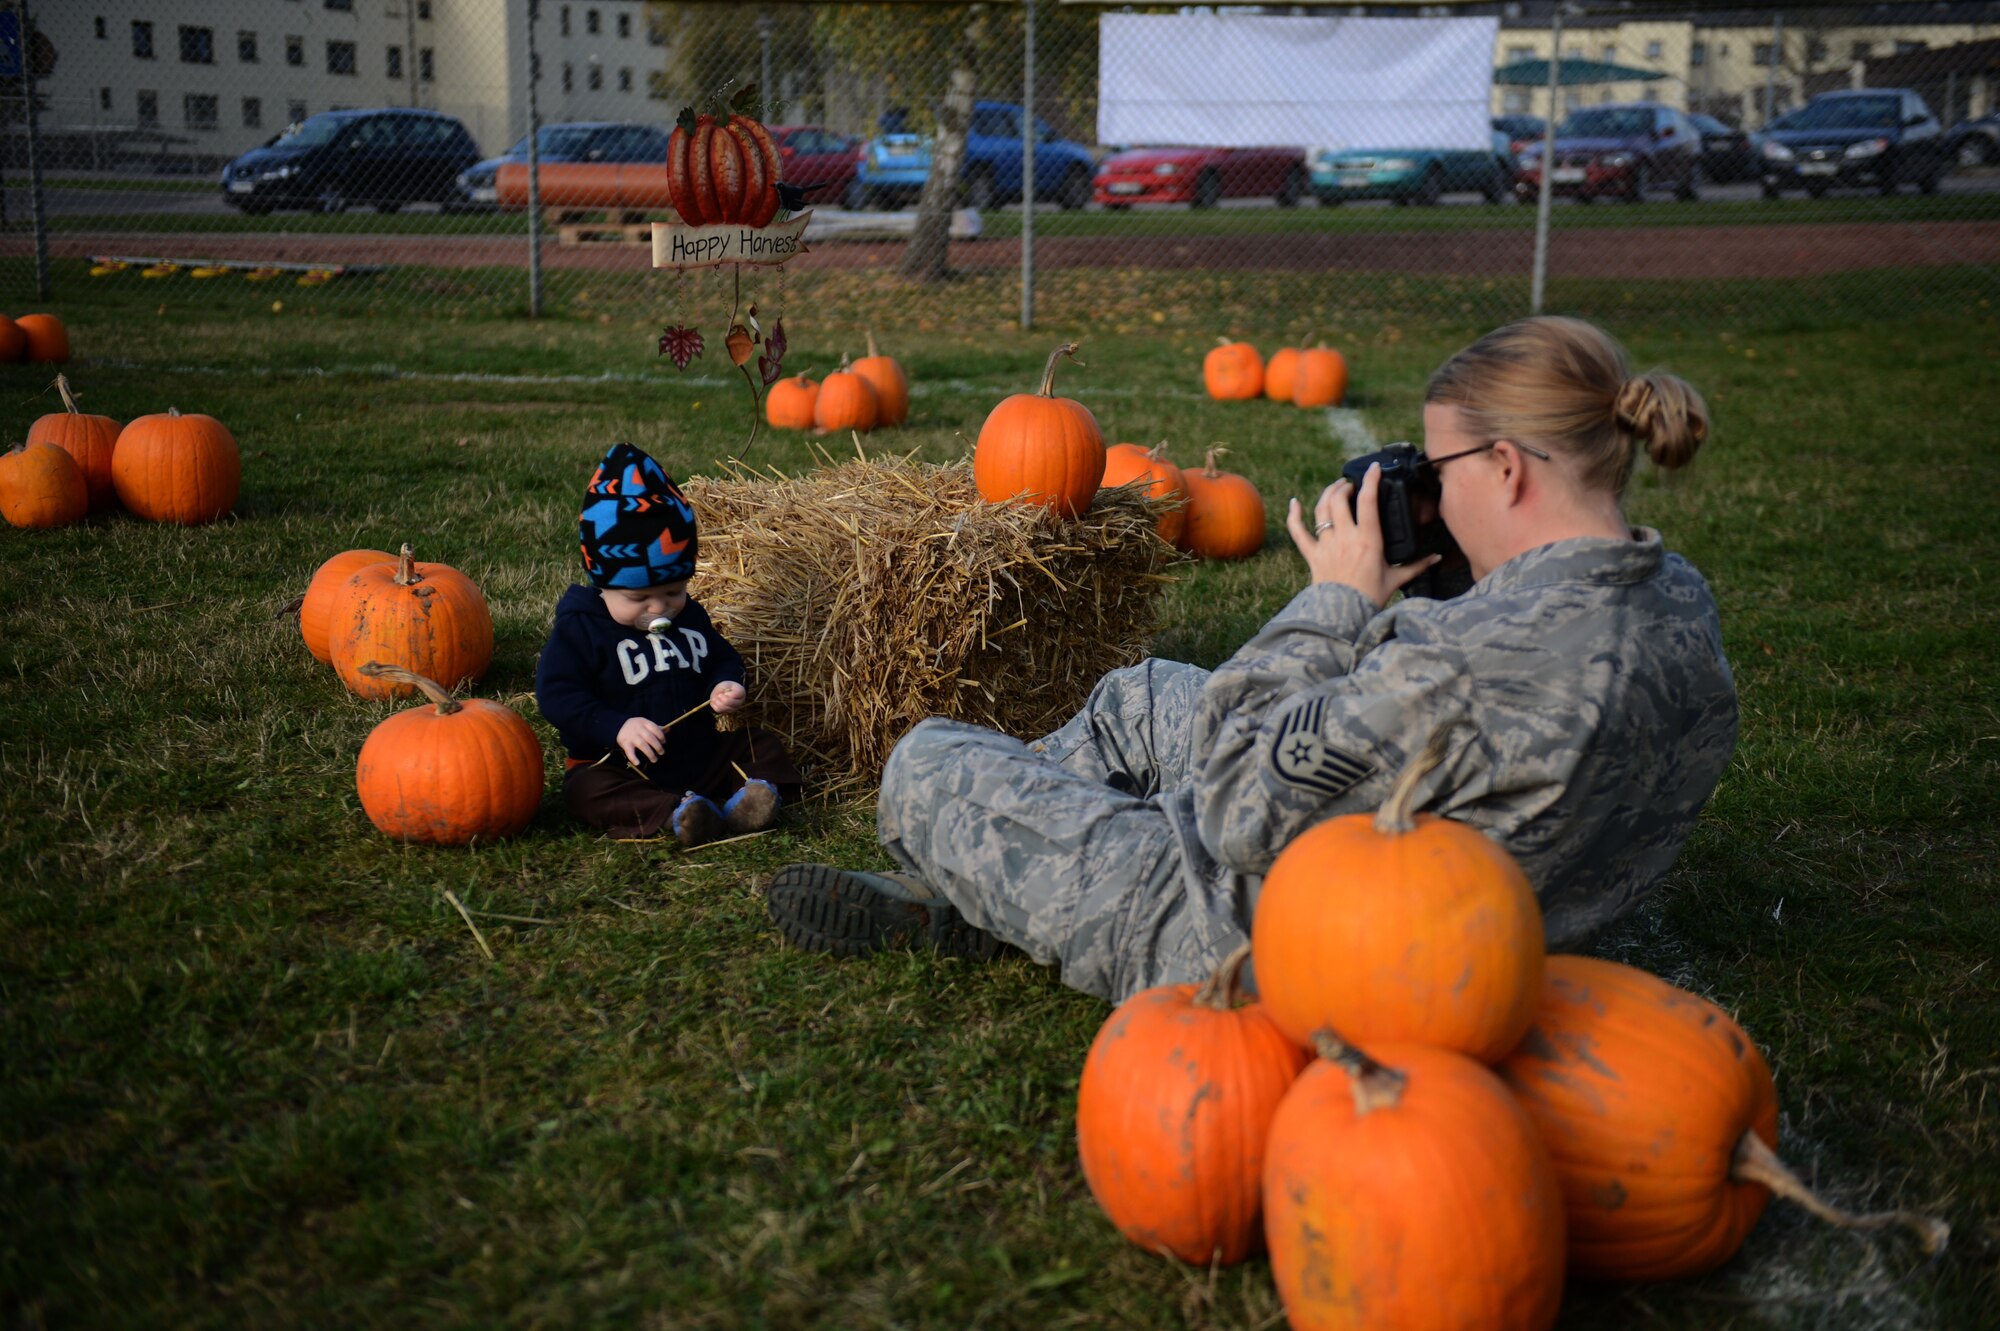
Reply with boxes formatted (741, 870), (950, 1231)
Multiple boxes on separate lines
(877, 659), (1250, 1003)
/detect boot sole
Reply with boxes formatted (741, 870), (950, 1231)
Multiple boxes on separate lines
(765, 864), (1003, 961)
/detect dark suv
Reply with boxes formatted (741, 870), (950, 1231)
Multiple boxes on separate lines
(1514, 103), (1703, 203)
(1759, 89), (1947, 197)
(222, 108), (482, 214)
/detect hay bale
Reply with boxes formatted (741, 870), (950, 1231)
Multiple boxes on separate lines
(682, 454), (1182, 789)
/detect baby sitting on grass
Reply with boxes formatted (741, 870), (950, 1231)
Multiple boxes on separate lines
(536, 442), (799, 846)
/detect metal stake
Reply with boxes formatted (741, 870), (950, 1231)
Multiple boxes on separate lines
(1530, 2), (1563, 316)
(1020, 0), (1036, 330)
(21, 0), (50, 300)
(525, 0), (544, 317)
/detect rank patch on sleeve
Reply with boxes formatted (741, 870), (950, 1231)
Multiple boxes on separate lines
(1269, 696), (1376, 798)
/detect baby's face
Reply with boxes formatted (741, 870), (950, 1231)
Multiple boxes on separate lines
(601, 581), (690, 630)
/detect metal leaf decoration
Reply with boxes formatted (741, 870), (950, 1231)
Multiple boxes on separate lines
(658, 324), (704, 371)
(757, 318), (787, 387)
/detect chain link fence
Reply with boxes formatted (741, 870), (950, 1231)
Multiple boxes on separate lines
(1, 1), (1994, 335)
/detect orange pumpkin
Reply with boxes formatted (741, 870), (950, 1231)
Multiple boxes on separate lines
(1077, 946), (1307, 1266)
(1252, 736), (1545, 1063)
(764, 373), (819, 431)
(813, 360), (880, 434)
(328, 543), (495, 701)
(300, 548), (396, 664)
(1498, 956), (1948, 1281)
(1203, 338), (1264, 401)
(1177, 448), (1265, 559)
(973, 342), (1105, 518)
(0, 315), (25, 362)
(0, 442), (89, 529)
(1264, 346), (1300, 402)
(26, 374), (121, 512)
(353, 664), (544, 846)
(111, 407), (241, 525)
(852, 331), (909, 427)
(1264, 1034), (1566, 1331)
(1291, 346), (1348, 409)
(1099, 441), (1187, 546)
(15, 314), (69, 365)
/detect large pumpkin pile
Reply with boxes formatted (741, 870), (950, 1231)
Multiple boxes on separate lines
(3, 374), (240, 530)
(1075, 737), (1949, 1327)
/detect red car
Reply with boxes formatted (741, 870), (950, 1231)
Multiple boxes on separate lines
(770, 124), (866, 210)
(1094, 146), (1306, 209)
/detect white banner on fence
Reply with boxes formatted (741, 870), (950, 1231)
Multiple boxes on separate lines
(1098, 14), (1498, 152)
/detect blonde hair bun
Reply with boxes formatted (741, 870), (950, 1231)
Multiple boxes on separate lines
(1617, 373), (1709, 471)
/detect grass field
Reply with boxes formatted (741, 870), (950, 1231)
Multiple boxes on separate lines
(2, 262), (1997, 1330)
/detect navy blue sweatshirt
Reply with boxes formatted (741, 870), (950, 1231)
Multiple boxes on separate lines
(534, 584), (746, 788)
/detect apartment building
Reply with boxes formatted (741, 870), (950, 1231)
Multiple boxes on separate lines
(32, 0), (667, 164)
(1490, 3), (2000, 128)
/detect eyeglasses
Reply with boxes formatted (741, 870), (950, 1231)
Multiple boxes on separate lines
(1424, 440), (1552, 471)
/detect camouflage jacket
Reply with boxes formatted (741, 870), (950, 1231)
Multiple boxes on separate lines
(1166, 529), (1738, 946)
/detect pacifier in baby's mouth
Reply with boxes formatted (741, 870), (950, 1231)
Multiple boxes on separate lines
(646, 616), (674, 637)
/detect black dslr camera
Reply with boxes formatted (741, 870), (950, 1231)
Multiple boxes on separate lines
(1341, 442), (1474, 600)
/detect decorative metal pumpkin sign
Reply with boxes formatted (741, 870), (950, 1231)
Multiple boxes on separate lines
(652, 85), (815, 453)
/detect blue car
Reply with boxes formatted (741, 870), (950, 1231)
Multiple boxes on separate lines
(450, 121), (669, 211)
(1310, 131), (1514, 206)
(855, 101), (1095, 210)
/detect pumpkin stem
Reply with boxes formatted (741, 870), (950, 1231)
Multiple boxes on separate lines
(1311, 1029), (1407, 1116)
(357, 662), (462, 713)
(54, 373), (81, 415)
(1372, 726), (1455, 836)
(1192, 943), (1254, 1011)
(1201, 445), (1230, 478)
(1301, 329), (1317, 351)
(1037, 342), (1084, 397)
(1729, 1130), (1950, 1255)
(866, 330), (880, 360)
(167, 407), (182, 419)
(391, 542), (423, 588)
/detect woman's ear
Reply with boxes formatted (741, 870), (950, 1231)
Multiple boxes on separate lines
(1493, 440), (1534, 505)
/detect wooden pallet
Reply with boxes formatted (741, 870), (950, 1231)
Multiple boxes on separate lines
(556, 221), (654, 247)
(545, 207), (651, 226)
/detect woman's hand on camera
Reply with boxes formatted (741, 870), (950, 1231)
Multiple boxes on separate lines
(1286, 463), (1441, 608)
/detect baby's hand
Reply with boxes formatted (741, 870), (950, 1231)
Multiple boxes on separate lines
(710, 681), (747, 715)
(617, 716), (667, 767)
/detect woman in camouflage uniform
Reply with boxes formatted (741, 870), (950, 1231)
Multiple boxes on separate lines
(767, 317), (1738, 1003)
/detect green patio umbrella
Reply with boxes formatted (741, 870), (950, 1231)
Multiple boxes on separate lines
(1494, 57), (1667, 87)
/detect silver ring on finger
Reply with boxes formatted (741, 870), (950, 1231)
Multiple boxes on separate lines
(1315, 520), (1335, 534)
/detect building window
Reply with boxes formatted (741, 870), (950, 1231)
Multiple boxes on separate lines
(180, 26), (215, 64)
(1754, 43), (1774, 67)
(288, 99), (308, 125)
(1564, 45), (1581, 60)
(618, 67), (632, 92)
(1642, 87), (1659, 102)
(1602, 44), (1616, 62)
(1807, 40), (1826, 65)
(1564, 90), (1582, 112)
(243, 97), (262, 128)
(561, 6), (572, 36)
(617, 13), (631, 38)
(587, 9), (601, 35)
(325, 0), (354, 11)
(418, 0), (432, 17)
(387, 45), (402, 79)
(1895, 40), (1926, 55)
(1645, 40), (1663, 60)
(132, 21), (155, 60)
(420, 48), (434, 82)
(1502, 88), (1530, 113)
(327, 40), (356, 75)
(588, 64), (603, 91)
(99, 87), (113, 111)
(1851, 41), (1872, 62)
(287, 36), (304, 66)
(95, 16), (108, 40)
(184, 94), (219, 130)
(137, 91), (159, 127)
(1506, 44), (1534, 64)
(1690, 42), (1706, 67)
(647, 14), (666, 47)
(562, 62), (574, 93)
(238, 31), (258, 63)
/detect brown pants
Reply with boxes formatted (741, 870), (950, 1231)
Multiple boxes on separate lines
(563, 728), (803, 839)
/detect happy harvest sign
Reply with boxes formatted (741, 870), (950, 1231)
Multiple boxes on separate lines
(651, 211), (813, 269)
